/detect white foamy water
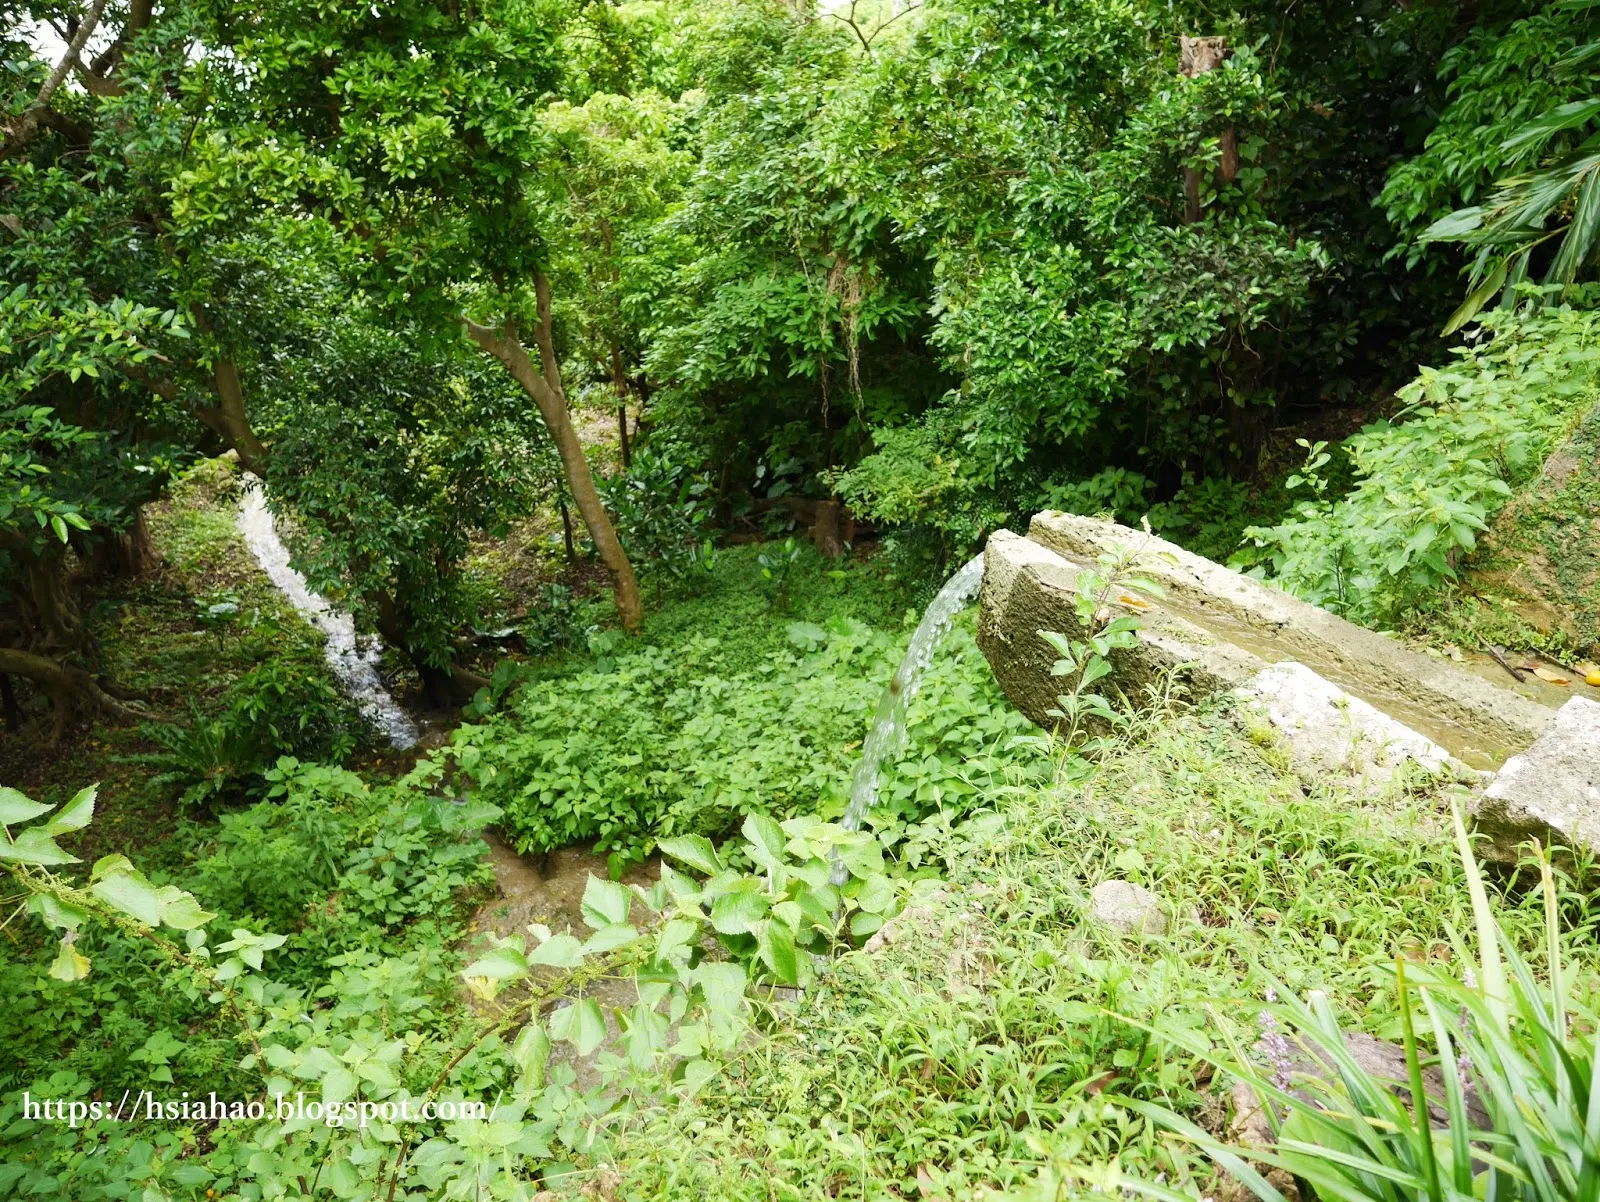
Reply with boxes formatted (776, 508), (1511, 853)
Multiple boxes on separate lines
(236, 478), (419, 749)
(832, 552), (987, 882)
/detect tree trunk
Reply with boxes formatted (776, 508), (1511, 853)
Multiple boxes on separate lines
(465, 279), (642, 633)
(1179, 36), (1234, 224)
(369, 591), (488, 709)
(610, 344), (632, 469)
(558, 493), (578, 565)
(24, 551), (81, 650)
(0, 0), (109, 160)
(85, 508), (155, 579)
(201, 356), (271, 476)
(812, 499), (845, 558)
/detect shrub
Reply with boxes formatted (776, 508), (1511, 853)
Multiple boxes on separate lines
(136, 659), (363, 808)
(1238, 300), (1600, 624)
(445, 614), (1037, 865)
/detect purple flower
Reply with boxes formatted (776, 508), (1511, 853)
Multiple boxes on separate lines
(1257, 1009), (1295, 1089)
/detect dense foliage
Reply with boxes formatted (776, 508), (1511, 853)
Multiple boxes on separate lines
(5, 0), (1600, 1199)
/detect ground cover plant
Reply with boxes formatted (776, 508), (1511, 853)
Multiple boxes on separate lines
(4, 0), (1600, 1198)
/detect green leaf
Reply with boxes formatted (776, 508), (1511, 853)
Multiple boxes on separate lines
(527, 933), (585, 968)
(550, 998), (607, 1056)
(854, 873), (895, 915)
(91, 867), (163, 924)
(756, 920), (799, 986)
(710, 889), (769, 935)
(656, 917), (700, 960)
(0, 787), (53, 825)
(691, 961), (747, 1016)
(741, 813), (787, 866)
(463, 943), (530, 981)
(2, 827), (79, 866)
(512, 1022), (550, 1091)
(657, 835), (722, 877)
(581, 876), (632, 928)
(157, 887), (216, 931)
(43, 785), (96, 835)
(321, 1066), (357, 1105)
(581, 923), (638, 956)
(1442, 254), (1510, 336)
(28, 892), (87, 930)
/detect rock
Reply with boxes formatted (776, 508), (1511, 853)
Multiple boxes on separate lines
(1232, 1028), (1489, 1136)
(977, 529), (1265, 728)
(1474, 697), (1600, 862)
(1090, 880), (1167, 936)
(1237, 661), (1461, 792)
(1027, 512), (1556, 764)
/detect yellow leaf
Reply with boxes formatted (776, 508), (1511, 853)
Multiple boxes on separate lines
(1532, 666), (1571, 685)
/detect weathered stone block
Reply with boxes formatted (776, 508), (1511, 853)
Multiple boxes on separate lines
(1474, 697), (1600, 861)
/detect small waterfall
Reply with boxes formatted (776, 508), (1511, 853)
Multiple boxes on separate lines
(235, 479), (420, 750)
(833, 552), (987, 881)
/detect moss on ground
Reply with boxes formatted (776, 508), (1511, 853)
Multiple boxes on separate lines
(1420, 406), (1600, 664)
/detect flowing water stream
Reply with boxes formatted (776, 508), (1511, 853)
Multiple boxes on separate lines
(236, 479), (420, 750)
(833, 552), (987, 881)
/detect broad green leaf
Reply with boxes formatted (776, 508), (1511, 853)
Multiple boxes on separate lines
(91, 854), (133, 880)
(322, 1067), (358, 1105)
(527, 933), (585, 969)
(28, 892), (87, 930)
(756, 920), (799, 986)
(3, 827), (79, 866)
(710, 889), (768, 935)
(157, 887), (216, 931)
(656, 917), (700, 960)
(691, 961), (747, 1016)
(92, 868), (163, 925)
(462, 943), (529, 981)
(854, 873), (895, 915)
(850, 910), (885, 939)
(656, 835), (722, 877)
(43, 785), (96, 835)
(0, 787), (53, 825)
(581, 876), (632, 928)
(550, 998), (607, 1056)
(511, 1021), (550, 1091)
(741, 813), (787, 866)
(581, 923), (639, 956)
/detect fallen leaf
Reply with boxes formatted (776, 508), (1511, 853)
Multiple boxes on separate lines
(1532, 666), (1571, 685)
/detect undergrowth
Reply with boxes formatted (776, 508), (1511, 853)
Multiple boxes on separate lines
(600, 705), (1600, 1200)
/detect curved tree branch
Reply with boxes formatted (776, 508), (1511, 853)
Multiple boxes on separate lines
(2, 0), (111, 161)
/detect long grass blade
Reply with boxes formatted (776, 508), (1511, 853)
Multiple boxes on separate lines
(1452, 799), (1508, 1032)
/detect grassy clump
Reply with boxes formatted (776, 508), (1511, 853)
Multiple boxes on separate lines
(599, 705), (1598, 1199)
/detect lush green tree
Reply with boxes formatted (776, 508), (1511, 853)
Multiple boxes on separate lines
(259, 304), (559, 703)
(204, 0), (646, 629)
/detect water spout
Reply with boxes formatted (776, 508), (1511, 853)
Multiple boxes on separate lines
(235, 478), (420, 750)
(833, 551), (987, 881)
